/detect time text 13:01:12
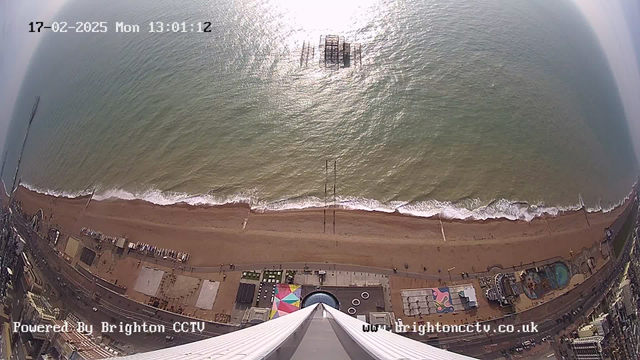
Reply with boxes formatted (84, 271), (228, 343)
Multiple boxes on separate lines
(148, 22), (212, 33)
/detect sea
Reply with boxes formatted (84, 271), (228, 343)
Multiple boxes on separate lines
(4, 0), (639, 221)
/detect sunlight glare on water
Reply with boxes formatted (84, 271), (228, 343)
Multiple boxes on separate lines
(270, 0), (383, 35)
(4, 0), (638, 220)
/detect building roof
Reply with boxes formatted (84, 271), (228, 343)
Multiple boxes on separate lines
(578, 324), (597, 338)
(26, 291), (55, 320)
(369, 312), (394, 327)
(115, 237), (126, 248)
(52, 320), (114, 359)
(572, 335), (604, 344)
(21, 251), (32, 269)
(461, 285), (478, 305)
(619, 278), (631, 289)
(242, 307), (270, 323)
(235, 283), (256, 304)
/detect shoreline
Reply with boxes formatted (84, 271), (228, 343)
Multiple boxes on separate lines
(12, 185), (635, 273)
(16, 180), (639, 223)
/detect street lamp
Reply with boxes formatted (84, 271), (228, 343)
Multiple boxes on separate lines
(448, 267), (456, 282)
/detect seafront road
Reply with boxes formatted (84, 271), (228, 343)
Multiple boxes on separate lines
(12, 207), (635, 358)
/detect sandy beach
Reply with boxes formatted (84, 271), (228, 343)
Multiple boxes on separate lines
(12, 186), (630, 275)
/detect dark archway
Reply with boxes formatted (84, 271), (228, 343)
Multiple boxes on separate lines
(301, 291), (339, 310)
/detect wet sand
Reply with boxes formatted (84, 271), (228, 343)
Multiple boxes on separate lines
(13, 186), (629, 274)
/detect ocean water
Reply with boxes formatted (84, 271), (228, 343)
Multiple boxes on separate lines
(4, 0), (639, 220)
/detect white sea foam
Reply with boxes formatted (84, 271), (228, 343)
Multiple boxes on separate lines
(397, 199), (573, 221)
(92, 188), (254, 207)
(21, 183), (93, 199)
(18, 181), (637, 222)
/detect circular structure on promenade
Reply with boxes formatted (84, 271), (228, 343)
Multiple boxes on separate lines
(301, 291), (339, 309)
(361, 291), (370, 299)
(347, 307), (357, 315)
(352, 298), (361, 306)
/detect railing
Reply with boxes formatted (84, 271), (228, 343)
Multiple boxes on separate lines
(109, 304), (319, 360)
(324, 304), (475, 359)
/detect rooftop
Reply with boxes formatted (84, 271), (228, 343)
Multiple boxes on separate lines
(571, 335), (604, 344)
(52, 320), (114, 359)
(26, 291), (55, 318)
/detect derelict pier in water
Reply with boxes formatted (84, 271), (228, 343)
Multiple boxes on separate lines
(300, 35), (362, 69)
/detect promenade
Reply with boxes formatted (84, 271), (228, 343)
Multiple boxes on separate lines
(9, 187), (638, 357)
(13, 206), (639, 358)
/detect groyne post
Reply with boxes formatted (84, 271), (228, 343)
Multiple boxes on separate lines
(83, 188), (95, 214)
(333, 160), (337, 234)
(324, 160), (328, 233)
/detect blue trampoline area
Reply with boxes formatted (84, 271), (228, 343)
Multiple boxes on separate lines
(554, 262), (570, 288)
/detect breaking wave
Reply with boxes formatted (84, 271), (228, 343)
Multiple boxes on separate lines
(19, 181), (636, 222)
(21, 183), (94, 199)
